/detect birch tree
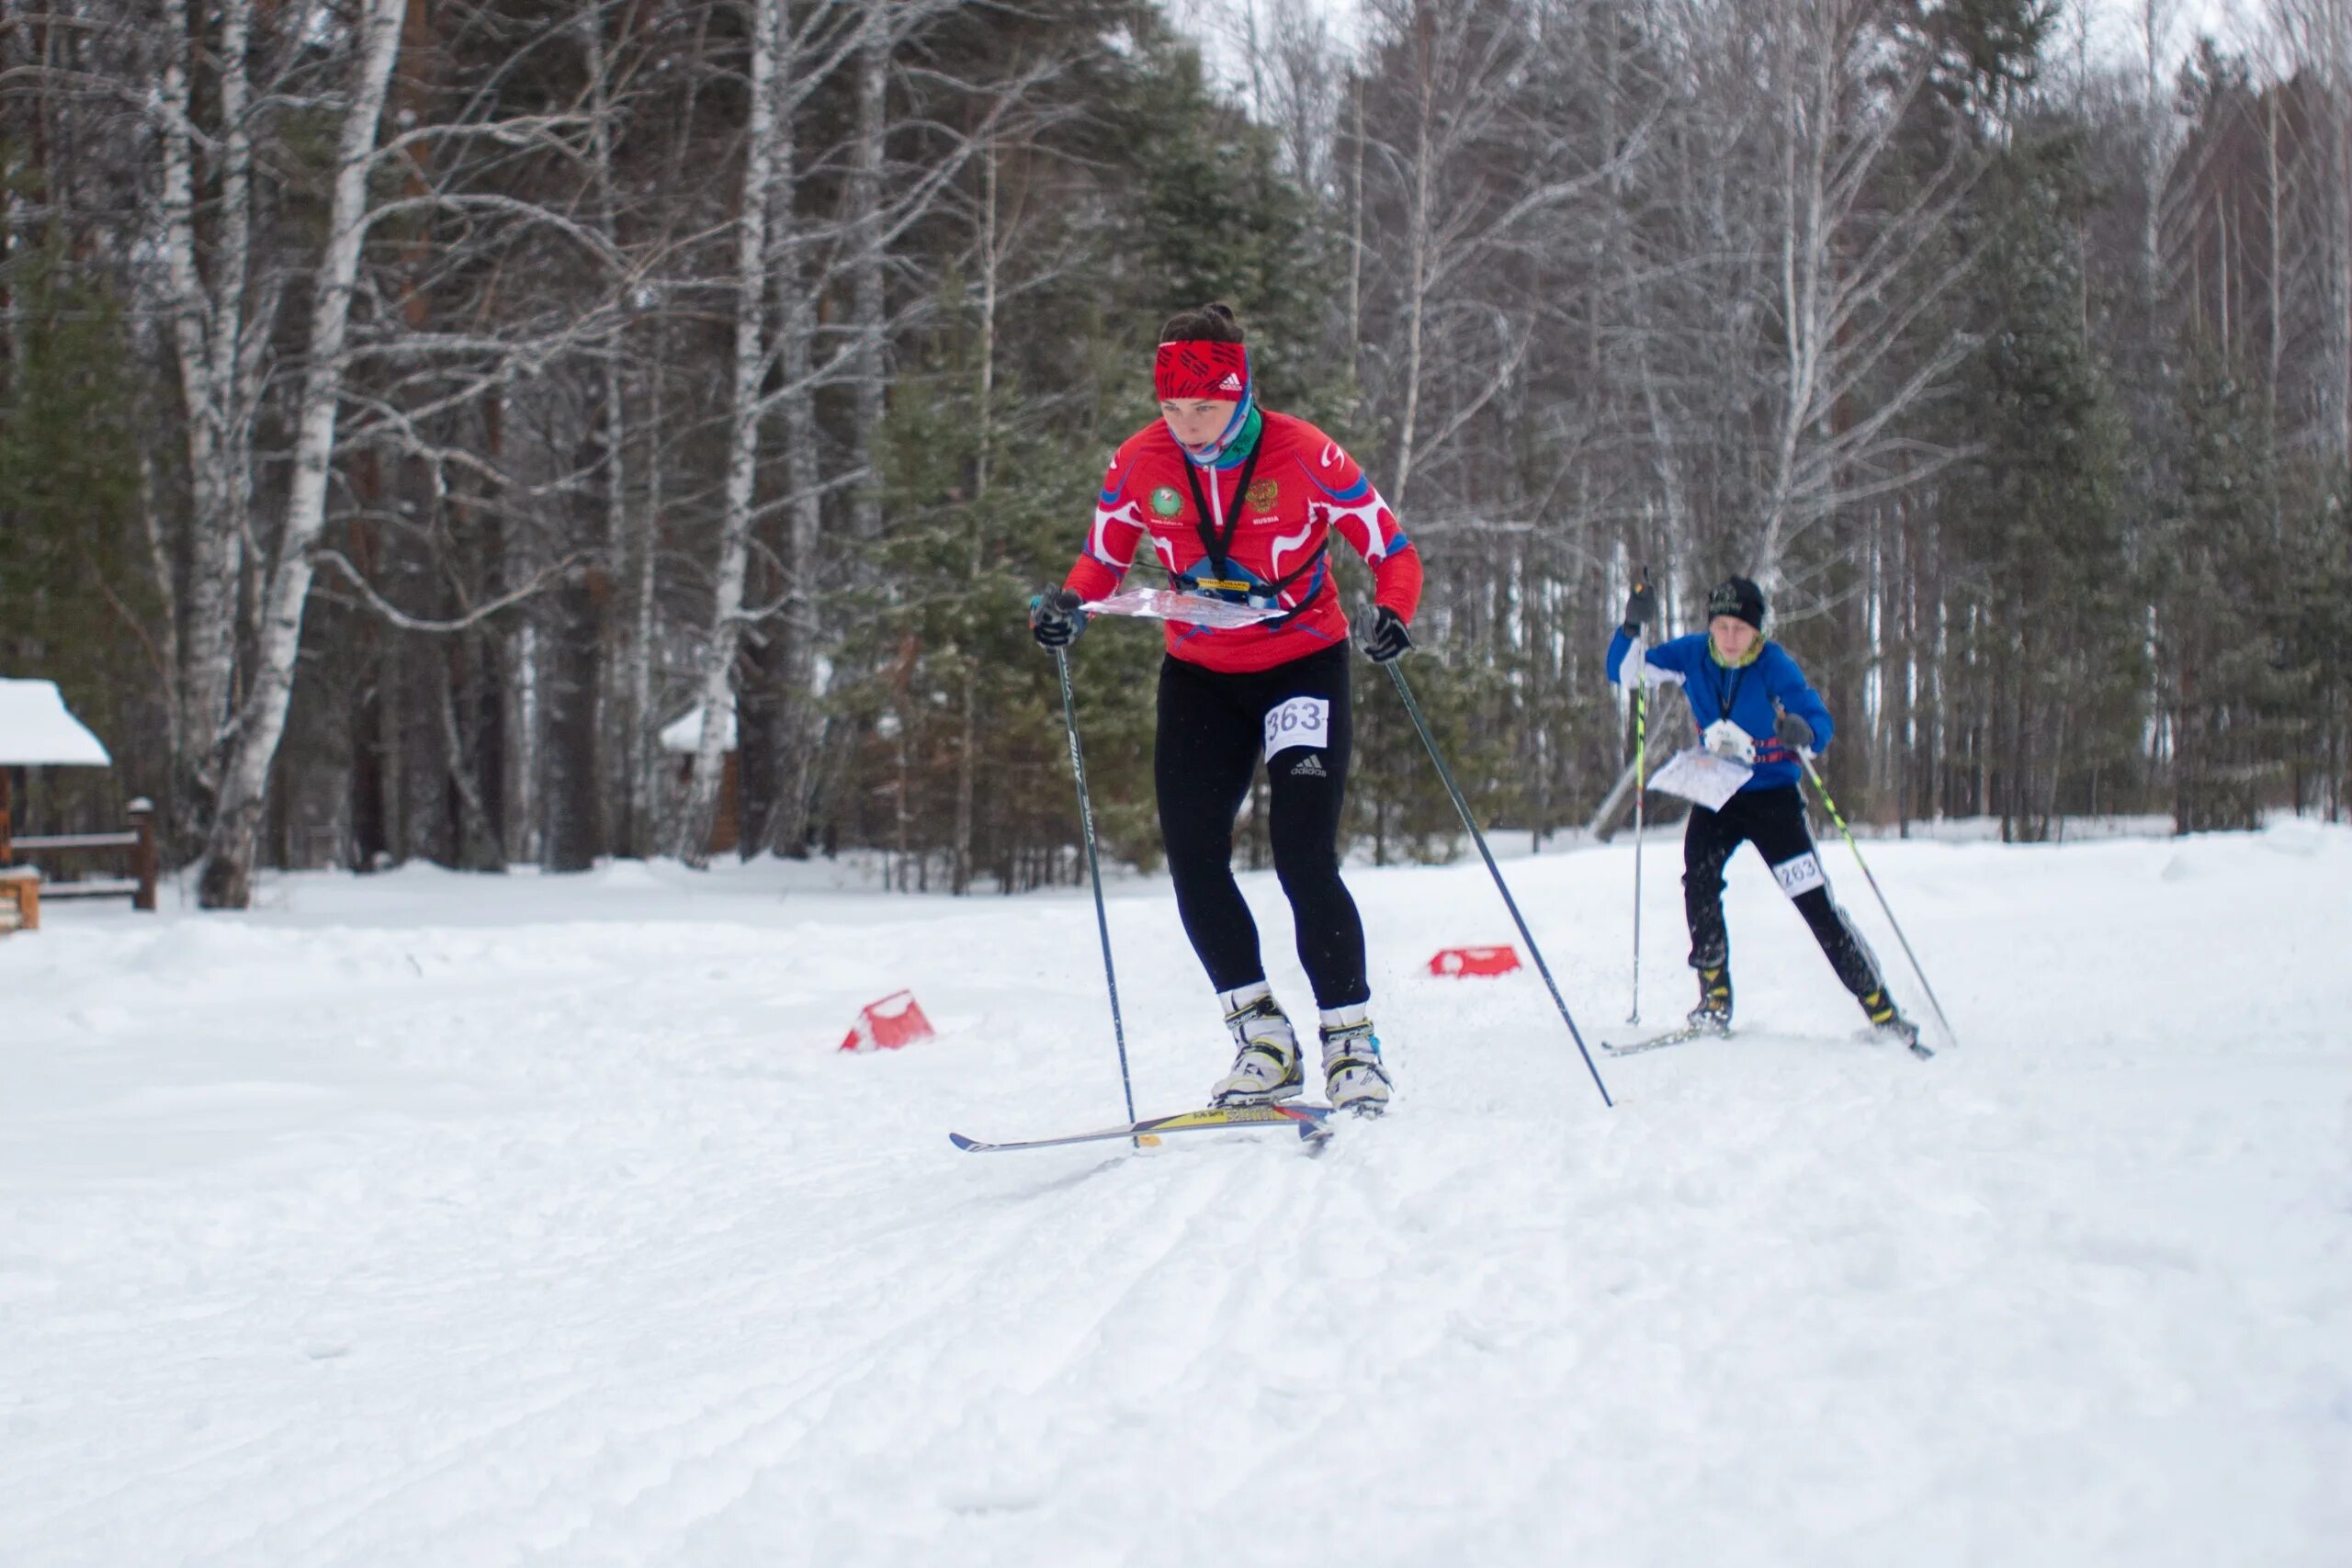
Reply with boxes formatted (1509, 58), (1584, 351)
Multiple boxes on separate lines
(674, 0), (873, 863)
(195, 0), (406, 907)
(1747, 0), (1982, 599)
(676, 0), (789, 865)
(2262, 0), (2352, 457)
(154, 0), (265, 836)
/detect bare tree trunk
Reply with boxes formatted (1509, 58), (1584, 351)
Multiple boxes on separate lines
(159, 0), (257, 833)
(439, 644), (503, 870)
(197, 0), (406, 908)
(677, 0), (783, 865)
(624, 344), (664, 858)
(846, 5), (888, 541)
(2265, 91), (2286, 430)
(1348, 73), (1364, 388)
(766, 25), (824, 858)
(950, 140), (999, 895)
(2139, 0), (2183, 310)
(134, 443), (184, 785)
(2293, 0), (2352, 456)
(1392, 1), (1435, 509)
(542, 444), (609, 874)
(565, 2), (628, 871)
(616, 2), (713, 859)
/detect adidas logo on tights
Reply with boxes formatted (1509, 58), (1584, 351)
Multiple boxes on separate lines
(1290, 753), (1327, 777)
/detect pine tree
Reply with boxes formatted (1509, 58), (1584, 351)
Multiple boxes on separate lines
(2159, 339), (2290, 831)
(1943, 122), (2142, 839)
(0, 235), (161, 827)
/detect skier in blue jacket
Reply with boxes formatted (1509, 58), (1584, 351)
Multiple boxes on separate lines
(1608, 574), (1920, 1047)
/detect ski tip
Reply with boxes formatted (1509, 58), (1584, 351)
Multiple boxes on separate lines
(948, 1132), (983, 1152)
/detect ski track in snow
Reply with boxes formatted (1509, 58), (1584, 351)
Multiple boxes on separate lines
(4, 828), (2349, 1566)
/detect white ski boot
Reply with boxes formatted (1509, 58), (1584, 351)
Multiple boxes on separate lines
(1210, 985), (1304, 1105)
(1318, 1004), (1391, 1113)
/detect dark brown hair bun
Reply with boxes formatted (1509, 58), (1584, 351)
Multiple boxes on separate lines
(1159, 303), (1245, 344)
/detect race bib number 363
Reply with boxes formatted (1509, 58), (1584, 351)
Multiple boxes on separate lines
(1263, 695), (1330, 760)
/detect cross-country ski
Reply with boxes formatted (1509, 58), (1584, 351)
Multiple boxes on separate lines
(949, 1100), (1333, 1153)
(1604, 1024), (1936, 1061)
(1602, 1022), (1730, 1056)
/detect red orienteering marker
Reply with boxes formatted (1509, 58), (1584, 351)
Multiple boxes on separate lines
(839, 988), (937, 1052)
(1428, 945), (1522, 978)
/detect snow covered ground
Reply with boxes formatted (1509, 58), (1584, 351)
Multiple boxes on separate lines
(5, 823), (2348, 1566)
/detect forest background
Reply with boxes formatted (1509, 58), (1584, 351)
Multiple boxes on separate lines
(3, 0), (2346, 908)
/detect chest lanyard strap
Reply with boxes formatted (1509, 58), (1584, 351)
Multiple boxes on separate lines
(1181, 435), (1264, 577)
(1707, 656), (1753, 727)
(1176, 438), (1330, 621)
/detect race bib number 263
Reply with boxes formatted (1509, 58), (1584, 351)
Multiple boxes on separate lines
(1263, 695), (1330, 760)
(1771, 852), (1826, 898)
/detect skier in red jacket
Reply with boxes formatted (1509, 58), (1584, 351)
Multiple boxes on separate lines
(1031, 303), (1423, 1111)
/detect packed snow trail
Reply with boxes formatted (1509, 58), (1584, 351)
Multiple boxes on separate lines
(4, 827), (2348, 1566)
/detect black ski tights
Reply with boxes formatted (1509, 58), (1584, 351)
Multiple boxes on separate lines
(1682, 784), (1883, 999)
(1155, 644), (1368, 1010)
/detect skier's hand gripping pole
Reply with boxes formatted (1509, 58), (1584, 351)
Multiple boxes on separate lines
(1055, 648), (1140, 1137)
(1383, 661), (1613, 1109)
(1798, 751), (1960, 1051)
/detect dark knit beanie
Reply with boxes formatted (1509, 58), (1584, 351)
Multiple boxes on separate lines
(1706, 576), (1765, 631)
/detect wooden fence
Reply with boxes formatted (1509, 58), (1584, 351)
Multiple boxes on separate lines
(0, 787), (158, 931)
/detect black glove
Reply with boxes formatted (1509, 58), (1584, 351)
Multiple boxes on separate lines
(1622, 570), (1657, 635)
(1363, 605), (1413, 663)
(1029, 587), (1086, 650)
(1774, 709), (1815, 754)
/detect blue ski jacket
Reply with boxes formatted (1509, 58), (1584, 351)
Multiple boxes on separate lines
(1606, 627), (1833, 794)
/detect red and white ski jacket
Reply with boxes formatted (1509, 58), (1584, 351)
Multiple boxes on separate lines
(1061, 411), (1423, 674)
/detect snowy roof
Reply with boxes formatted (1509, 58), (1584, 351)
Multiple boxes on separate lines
(0, 678), (112, 766)
(659, 703), (736, 756)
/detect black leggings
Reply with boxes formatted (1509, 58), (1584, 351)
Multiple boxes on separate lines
(1683, 784), (1883, 998)
(1156, 644), (1368, 1010)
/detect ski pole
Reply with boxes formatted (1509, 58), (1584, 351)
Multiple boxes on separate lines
(1384, 662), (1613, 1109)
(1628, 675), (1645, 1024)
(1625, 562), (1655, 1025)
(1799, 751), (1959, 1049)
(1055, 648), (1140, 1135)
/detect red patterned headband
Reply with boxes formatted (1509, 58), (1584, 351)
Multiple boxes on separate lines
(1154, 340), (1249, 401)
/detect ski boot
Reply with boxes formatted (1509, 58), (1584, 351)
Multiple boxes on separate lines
(1210, 986), (1304, 1105)
(1688, 964), (1733, 1036)
(1860, 987), (1922, 1053)
(1317, 1005), (1391, 1114)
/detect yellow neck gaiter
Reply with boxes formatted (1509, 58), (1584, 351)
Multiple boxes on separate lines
(1708, 637), (1765, 671)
